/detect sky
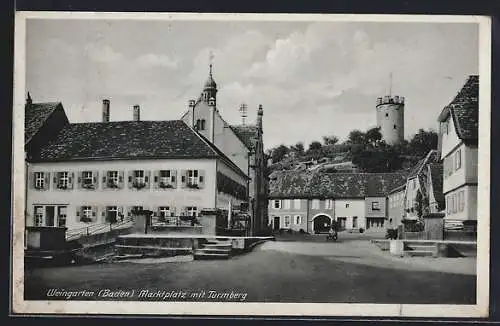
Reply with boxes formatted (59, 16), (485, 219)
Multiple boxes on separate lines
(26, 18), (479, 150)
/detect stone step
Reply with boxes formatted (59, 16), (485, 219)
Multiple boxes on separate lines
(407, 244), (435, 251)
(194, 252), (230, 260)
(202, 243), (232, 249)
(404, 250), (434, 257)
(196, 248), (232, 255)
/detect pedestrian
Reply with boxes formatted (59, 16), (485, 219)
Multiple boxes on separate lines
(386, 218), (396, 239)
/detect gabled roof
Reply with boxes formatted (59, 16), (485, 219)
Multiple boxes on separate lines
(31, 120), (219, 162)
(25, 102), (61, 145)
(438, 75), (479, 144)
(230, 125), (258, 150)
(428, 163), (445, 210)
(269, 171), (407, 199)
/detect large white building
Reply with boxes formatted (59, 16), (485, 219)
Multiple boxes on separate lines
(437, 75), (479, 232)
(25, 66), (268, 235)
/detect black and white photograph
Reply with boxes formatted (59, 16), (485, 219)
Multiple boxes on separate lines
(12, 12), (490, 317)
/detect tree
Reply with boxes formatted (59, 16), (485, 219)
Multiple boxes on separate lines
(290, 142), (305, 156)
(346, 130), (366, 145)
(409, 129), (438, 157)
(365, 127), (383, 146)
(322, 135), (339, 146)
(271, 144), (289, 163)
(351, 146), (403, 173)
(308, 141), (322, 152)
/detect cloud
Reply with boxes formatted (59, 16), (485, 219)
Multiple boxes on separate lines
(83, 44), (124, 63)
(137, 53), (179, 69)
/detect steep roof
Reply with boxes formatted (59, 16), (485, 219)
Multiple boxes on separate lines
(25, 102), (61, 145)
(429, 163), (445, 210)
(31, 120), (219, 162)
(438, 75), (479, 144)
(230, 125), (258, 150)
(269, 171), (407, 199)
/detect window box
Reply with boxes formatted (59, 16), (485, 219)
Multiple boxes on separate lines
(57, 184), (69, 190)
(107, 181), (119, 189)
(187, 182), (200, 189)
(159, 182), (174, 189)
(82, 183), (95, 190)
(80, 216), (93, 223)
(132, 181), (147, 190)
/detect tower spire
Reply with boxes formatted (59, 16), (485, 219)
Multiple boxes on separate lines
(209, 50), (214, 77)
(389, 72), (393, 96)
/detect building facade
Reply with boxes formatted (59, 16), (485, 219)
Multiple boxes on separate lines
(268, 172), (407, 234)
(25, 66), (268, 235)
(438, 75), (479, 230)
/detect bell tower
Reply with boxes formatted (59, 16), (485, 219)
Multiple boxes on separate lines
(201, 52), (217, 103)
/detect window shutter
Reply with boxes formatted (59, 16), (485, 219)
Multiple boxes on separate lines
(198, 170), (205, 188)
(118, 171), (124, 188)
(77, 172), (82, 188)
(128, 171), (133, 188)
(101, 207), (106, 218)
(118, 206), (124, 219)
(171, 170), (177, 187)
(102, 173), (107, 189)
(53, 174), (58, 187)
(76, 206), (80, 221)
(180, 170), (187, 188)
(28, 172), (35, 189)
(44, 172), (50, 190)
(68, 172), (74, 189)
(145, 170), (151, 188)
(153, 170), (159, 189)
(94, 170), (99, 188)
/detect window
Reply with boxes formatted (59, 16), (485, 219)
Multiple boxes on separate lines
(35, 172), (45, 189)
(107, 171), (119, 187)
(455, 149), (462, 170)
(393, 124), (397, 129)
(188, 170), (199, 186)
(459, 190), (465, 212)
(134, 170), (145, 184)
(159, 170), (171, 186)
(159, 206), (171, 218)
(295, 215), (302, 225)
(273, 200), (281, 209)
(442, 120), (449, 135)
(352, 216), (358, 228)
(452, 194), (457, 213)
(283, 200), (291, 209)
(312, 199), (320, 209)
(372, 202), (380, 211)
(325, 199), (334, 209)
(58, 172), (69, 189)
(82, 171), (93, 185)
(345, 203), (350, 208)
(294, 199), (301, 209)
(34, 206), (43, 226)
(284, 215), (290, 227)
(132, 206), (143, 215)
(385, 113), (389, 117)
(201, 119), (206, 130)
(57, 206), (67, 227)
(186, 206), (198, 217)
(81, 206), (93, 222)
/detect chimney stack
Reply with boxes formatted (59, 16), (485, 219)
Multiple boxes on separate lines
(133, 105), (140, 121)
(102, 99), (110, 123)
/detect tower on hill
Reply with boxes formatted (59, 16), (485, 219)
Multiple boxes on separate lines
(376, 94), (405, 145)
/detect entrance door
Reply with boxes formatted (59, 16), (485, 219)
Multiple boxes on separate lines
(313, 215), (331, 234)
(273, 216), (280, 230)
(337, 217), (347, 230)
(45, 206), (55, 227)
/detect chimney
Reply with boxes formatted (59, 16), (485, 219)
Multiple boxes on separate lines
(189, 99), (196, 128)
(133, 105), (140, 121)
(102, 99), (110, 123)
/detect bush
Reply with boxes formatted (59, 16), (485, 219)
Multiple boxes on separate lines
(299, 228), (307, 234)
(359, 228), (364, 233)
(287, 228), (293, 234)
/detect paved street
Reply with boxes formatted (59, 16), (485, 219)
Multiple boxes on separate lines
(25, 239), (476, 304)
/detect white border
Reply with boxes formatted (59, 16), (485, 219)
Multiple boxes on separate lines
(11, 12), (491, 318)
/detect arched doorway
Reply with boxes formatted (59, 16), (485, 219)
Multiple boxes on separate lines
(313, 214), (332, 234)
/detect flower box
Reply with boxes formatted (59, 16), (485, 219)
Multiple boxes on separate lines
(82, 183), (95, 190)
(159, 182), (174, 189)
(57, 184), (68, 190)
(80, 216), (92, 223)
(132, 182), (146, 190)
(107, 182), (119, 189)
(187, 183), (199, 189)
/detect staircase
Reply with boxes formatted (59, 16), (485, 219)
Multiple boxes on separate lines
(403, 241), (435, 257)
(194, 238), (233, 260)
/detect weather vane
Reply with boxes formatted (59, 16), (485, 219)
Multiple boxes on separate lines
(239, 103), (248, 125)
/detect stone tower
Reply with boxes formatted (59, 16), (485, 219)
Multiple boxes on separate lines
(376, 95), (405, 145)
